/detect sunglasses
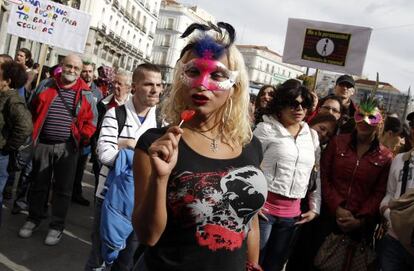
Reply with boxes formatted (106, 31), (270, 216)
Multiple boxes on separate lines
(288, 100), (310, 110)
(409, 121), (414, 128)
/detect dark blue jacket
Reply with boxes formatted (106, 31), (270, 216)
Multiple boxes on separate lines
(100, 148), (135, 264)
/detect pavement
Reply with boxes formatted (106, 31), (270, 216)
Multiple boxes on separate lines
(0, 164), (97, 271)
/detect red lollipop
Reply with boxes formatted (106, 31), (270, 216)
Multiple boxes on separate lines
(179, 109), (196, 127)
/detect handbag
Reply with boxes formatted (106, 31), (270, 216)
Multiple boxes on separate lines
(314, 233), (376, 271)
(389, 188), (414, 256)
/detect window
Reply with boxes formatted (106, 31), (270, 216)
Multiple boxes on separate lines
(166, 18), (174, 29)
(143, 16), (147, 30)
(163, 34), (171, 46)
(160, 52), (167, 65)
(93, 42), (100, 55)
(136, 11), (141, 23)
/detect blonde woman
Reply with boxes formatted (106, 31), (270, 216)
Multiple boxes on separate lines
(132, 22), (267, 271)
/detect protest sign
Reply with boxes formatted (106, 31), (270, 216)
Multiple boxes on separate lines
(7, 0), (91, 53)
(283, 18), (372, 75)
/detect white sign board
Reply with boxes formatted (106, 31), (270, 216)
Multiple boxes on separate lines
(283, 18), (372, 75)
(7, 0), (91, 53)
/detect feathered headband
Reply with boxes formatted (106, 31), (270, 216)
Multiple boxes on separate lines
(179, 22), (236, 60)
(355, 73), (383, 126)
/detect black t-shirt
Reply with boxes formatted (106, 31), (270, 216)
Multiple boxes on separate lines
(136, 127), (267, 271)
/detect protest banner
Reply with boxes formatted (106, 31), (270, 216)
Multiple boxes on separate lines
(283, 18), (372, 75)
(7, 0), (91, 53)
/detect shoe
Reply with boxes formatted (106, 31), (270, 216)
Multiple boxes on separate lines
(11, 202), (28, 215)
(18, 221), (38, 238)
(71, 195), (90, 206)
(44, 229), (63, 246)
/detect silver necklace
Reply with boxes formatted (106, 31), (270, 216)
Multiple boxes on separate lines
(191, 129), (220, 152)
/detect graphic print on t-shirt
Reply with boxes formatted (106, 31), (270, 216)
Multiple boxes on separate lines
(168, 166), (267, 251)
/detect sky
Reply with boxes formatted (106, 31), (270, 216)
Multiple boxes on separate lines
(181, 0), (414, 92)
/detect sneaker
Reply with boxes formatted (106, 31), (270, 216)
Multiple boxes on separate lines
(44, 229), (63, 246)
(18, 221), (38, 238)
(11, 202), (28, 215)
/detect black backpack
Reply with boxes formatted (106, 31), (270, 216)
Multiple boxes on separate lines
(114, 105), (162, 136)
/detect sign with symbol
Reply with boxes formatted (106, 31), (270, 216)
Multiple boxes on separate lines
(283, 18), (372, 75)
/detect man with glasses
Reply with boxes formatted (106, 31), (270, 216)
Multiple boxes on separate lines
(318, 95), (343, 120)
(18, 54), (97, 245)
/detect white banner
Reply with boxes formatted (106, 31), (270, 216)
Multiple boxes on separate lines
(7, 0), (91, 53)
(282, 18), (372, 75)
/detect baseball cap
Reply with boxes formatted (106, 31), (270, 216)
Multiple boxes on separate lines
(336, 75), (355, 87)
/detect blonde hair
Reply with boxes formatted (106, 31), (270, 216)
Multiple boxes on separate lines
(161, 35), (252, 147)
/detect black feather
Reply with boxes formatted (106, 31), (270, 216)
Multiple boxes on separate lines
(217, 22), (236, 47)
(180, 23), (211, 38)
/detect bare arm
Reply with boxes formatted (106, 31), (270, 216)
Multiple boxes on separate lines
(132, 127), (182, 246)
(132, 149), (169, 246)
(246, 215), (260, 264)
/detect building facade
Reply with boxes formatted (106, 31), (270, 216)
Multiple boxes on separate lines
(237, 45), (304, 92)
(152, 0), (214, 83)
(354, 79), (409, 120)
(0, 0), (160, 72)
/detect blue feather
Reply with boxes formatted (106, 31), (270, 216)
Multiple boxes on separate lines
(193, 36), (225, 59)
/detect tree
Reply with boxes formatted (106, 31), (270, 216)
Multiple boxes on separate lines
(296, 74), (315, 89)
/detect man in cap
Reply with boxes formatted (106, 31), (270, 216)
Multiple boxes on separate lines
(334, 74), (356, 133)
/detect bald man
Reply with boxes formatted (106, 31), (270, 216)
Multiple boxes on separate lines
(19, 54), (97, 245)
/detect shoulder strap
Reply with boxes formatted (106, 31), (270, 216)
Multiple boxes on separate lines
(115, 105), (127, 137)
(55, 86), (76, 118)
(155, 106), (162, 128)
(401, 158), (411, 196)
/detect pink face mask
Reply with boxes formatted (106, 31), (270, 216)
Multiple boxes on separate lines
(354, 107), (383, 126)
(180, 58), (238, 91)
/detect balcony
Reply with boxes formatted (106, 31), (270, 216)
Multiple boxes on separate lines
(119, 7), (126, 16)
(108, 31), (115, 39)
(142, 27), (147, 34)
(148, 32), (154, 39)
(145, 4), (150, 11)
(145, 55), (151, 61)
(112, 0), (119, 8)
(126, 12), (131, 20)
(138, 50), (143, 57)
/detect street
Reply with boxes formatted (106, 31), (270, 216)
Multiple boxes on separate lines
(0, 165), (97, 271)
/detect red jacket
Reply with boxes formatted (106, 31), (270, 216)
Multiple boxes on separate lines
(320, 133), (393, 219)
(31, 77), (97, 147)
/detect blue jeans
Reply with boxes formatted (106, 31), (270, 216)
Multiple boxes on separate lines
(0, 153), (9, 226)
(378, 234), (414, 271)
(259, 213), (299, 271)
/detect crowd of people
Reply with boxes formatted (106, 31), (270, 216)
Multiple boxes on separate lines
(0, 21), (413, 271)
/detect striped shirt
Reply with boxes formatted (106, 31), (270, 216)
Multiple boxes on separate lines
(39, 89), (77, 142)
(96, 98), (159, 199)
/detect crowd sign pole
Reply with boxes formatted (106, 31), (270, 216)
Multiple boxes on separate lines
(36, 43), (48, 87)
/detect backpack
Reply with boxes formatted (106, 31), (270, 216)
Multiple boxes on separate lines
(114, 105), (162, 136)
